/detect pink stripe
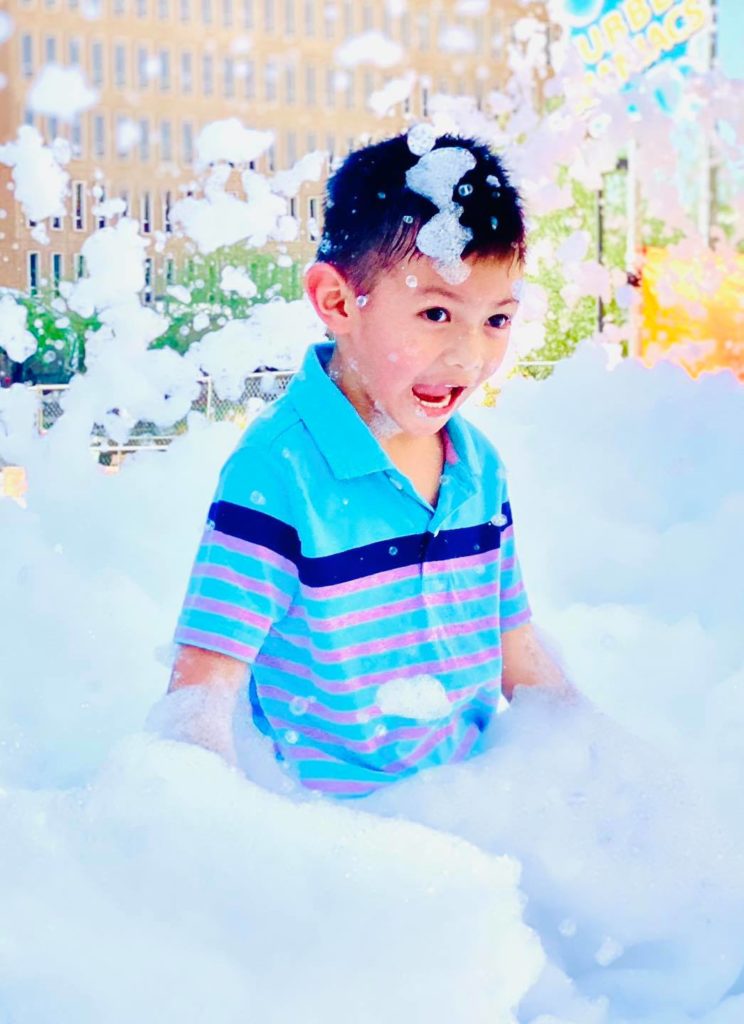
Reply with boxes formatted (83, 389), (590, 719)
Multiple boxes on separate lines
(286, 580), (497, 632)
(192, 563), (291, 610)
(207, 530), (297, 577)
(175, 626), (258, 662)
(300, 561), (421, 601)
(277, 613), (498, 666)
(184, 594), (271, 632)
(500, 555), (515, 572)
(257, 645), (501, 695)
(501, 608), (532, 630)
(270, 715), (431, 754)
(451, 723), (481, 763)
(259, 686), (382, 725)
(501, 580), (525, 602)
(385, 721), (457, 772)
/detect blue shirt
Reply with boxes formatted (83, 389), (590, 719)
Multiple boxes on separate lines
(175, 342), (531, 796)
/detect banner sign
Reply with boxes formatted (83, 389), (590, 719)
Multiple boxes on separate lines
(561, 0), (710, 85)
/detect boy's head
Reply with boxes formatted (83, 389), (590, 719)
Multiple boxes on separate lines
(305, 131), (526, 440)
(317, 131), (526, 292)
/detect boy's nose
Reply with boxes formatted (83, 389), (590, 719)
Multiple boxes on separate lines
(443, 333), (483, 373)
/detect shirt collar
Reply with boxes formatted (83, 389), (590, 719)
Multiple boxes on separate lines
(287, 342), (393, 480)
(287, 342), (483, 487)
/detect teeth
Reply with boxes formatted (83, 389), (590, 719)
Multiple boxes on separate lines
(414, 392), (451, 408)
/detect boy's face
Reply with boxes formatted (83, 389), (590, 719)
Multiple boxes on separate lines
(333, 253), (522, 440)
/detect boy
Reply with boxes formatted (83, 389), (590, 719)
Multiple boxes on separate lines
(168, 132), (571, 797)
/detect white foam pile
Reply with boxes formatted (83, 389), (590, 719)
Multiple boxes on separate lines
(1, 12), (744, 1024)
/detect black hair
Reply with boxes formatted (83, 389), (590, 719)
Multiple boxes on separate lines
(316, 131), (526, 291)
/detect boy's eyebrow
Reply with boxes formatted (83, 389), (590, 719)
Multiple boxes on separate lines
(416, 285), (520, 307)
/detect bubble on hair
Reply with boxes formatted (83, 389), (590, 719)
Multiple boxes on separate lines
(406, 123), (438, 157)
(458, 183), (474, 197)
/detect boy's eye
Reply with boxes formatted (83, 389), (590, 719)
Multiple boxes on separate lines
(488, 313), (512, 329)
(422, 307), (449, 323)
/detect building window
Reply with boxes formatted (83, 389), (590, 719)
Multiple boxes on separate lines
(323, 2), (334, 38)
(363, 70), (373, 102)
(362, 2), (372, 30)
(241, 0), (253, 27)
(69, 37), (81, 66)
(326, 133), (335, 164)
(202, 54), (214, 94)
(400, 11), (410, 47)
(182, 121), (194, 163)
(418, 13), (430, 50)
(222, 0), (232, 24)
(90, 41), (104, 86)
(74, 182), (85, 231)
(159, 49), (170, 91)
(96, 187), (107, 228)
(344, 71), (354, 108)
(163, 190), (173, 232)
(136, 0), (147, 15)
(144, 257), (153, 302)
(93, 114), (105, 157)
(115, 115), (129, 157)
(285, 64), (295, 104)
(113, 0), (126, 14)
(21, 34), (34, 78)
(267, 143), (275, 172)
(179, 0), (190, 17)
(52, 254), (63, 295)
(119, 189), (129, 215)
(141, 191), (152, 233)
(166, 258), (176, 285)
(71, 116), (83, 157)
(303, 0), (314, 35)
(263, 0), (274, 31)
(421, 84), (429, 116)
(342, 0), (352, 36)
(114, 43), (126, 87)
(45, 35), (57, 63)
(325, 68), (335, 108)
(264, 59), (276, 101)
(223, 57), (235, 96)
(286, 131), (296, 166)
(75, 254), (87, 279)
(52, 214), (63, 230)
(305, 64), (316, 106)
(180, 51), (193, 93)
(47, 115), (59, 141)
(284, 0), (294, 34)
(201, 0), (212, 21)
(137, 46), (149, 88)
(157, 0), (169, 16)
(139, 119), (150, 161)
(28, 252), (40, 294)
(307, 131), (316, 151)
(243, 58), (254, 98)
(161, 120), (172, 161)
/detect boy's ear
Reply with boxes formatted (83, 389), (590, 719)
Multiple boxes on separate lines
(304, 262), (357, 335)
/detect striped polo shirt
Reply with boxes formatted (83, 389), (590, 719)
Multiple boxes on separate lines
(175, 341), (531, 797)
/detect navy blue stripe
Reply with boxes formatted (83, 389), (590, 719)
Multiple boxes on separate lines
(208, 500), (514, 587)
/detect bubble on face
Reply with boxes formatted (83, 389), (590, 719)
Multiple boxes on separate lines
(511, 278), (524, 301)
(406, 123), (438, 157)
(405, 274), (418, 288)
(356, 294), (368, 307)
(434, 257), (471, 286)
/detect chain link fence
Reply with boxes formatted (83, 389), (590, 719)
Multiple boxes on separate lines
(27, 372), (294, 466)
(5, 361), (557, 468)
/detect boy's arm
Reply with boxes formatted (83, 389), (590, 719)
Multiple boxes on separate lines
(159, 645), (249, 766)
(501, 622), (578, 703)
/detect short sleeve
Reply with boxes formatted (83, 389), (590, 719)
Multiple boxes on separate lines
(498, 483), (532, 633)
(174, 444), (300, 663)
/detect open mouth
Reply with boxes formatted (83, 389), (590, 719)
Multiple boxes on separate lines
(411, 385), (465, 415)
